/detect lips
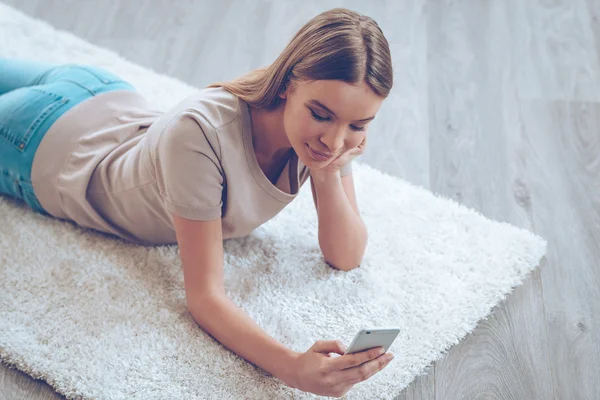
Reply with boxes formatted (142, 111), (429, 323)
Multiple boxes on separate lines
(307, 144), (333, 157)
(306, 144), (333, 162)
(312, 147), (333, 157)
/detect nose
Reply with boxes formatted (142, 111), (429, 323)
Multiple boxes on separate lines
(319, 126), (346, 155)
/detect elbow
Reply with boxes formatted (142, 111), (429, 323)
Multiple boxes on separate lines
(325, 258), (361, 272)
(321, 229), (367, 272)
(322, 243), (366, 272)
(344, 263), (361, 272)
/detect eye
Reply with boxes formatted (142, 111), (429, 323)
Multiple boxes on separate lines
(310, 109), (328, 122)
(309, 108), (366, 132)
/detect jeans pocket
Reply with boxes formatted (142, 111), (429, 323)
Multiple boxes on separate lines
(0, 87), (68, 152)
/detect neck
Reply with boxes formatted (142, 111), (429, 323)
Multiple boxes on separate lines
(249, 102), (292, 161)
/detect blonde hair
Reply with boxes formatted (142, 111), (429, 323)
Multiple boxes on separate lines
(205, 7), (393, 110)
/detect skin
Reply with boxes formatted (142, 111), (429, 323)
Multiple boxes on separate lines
(249, 80), (391, 396)
(249, 79), (384, 175)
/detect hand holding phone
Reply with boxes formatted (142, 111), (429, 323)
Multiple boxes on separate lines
(344, 327), (401, 355)
(286, 327), (400, 398)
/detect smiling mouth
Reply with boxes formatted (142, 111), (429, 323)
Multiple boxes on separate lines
(313, 147), (333, 157)
(306, 144), (333, 162)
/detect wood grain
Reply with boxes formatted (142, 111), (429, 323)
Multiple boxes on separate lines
(1, 0), (598, 399)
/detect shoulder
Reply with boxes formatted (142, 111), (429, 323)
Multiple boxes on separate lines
(157, 87), (244, 157)
(178, 86), (242, 131)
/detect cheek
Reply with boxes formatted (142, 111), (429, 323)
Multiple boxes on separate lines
(285, 109), (316, 141)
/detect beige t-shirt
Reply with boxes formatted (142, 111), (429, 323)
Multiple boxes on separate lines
(30, 87), (352, 245)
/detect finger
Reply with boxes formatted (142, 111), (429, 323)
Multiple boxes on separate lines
(357, 140), (366, 152)
(336, 147), (361, 166)
(327, 156), (350, 171)
(334, 352), (394, 385)
(328, 340), (346, 356)
(331, 346), (384, 370)
(312, 339), (347, 355)
(328, 145), (363, 171)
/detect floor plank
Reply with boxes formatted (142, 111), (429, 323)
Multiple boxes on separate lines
(426, 1), (554, 399)
(518, 99), (600, 400)
(0, 363), (64, 400)
(1, 1), (598, 399)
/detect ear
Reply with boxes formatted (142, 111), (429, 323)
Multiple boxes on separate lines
(279, 79), (296, 100)
(279, 84), (290, 99)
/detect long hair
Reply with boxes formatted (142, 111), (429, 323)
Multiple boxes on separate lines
(205, 7), (393, 110)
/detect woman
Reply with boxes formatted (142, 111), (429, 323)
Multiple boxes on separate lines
(0, 7), (393, 397)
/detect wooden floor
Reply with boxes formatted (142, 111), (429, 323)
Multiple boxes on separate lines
(1, 0), (599, 399)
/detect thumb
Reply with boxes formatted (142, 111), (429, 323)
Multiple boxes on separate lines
(312, 340), (347, 356)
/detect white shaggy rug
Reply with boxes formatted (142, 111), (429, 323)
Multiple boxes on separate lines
(0, 3), (548, 400)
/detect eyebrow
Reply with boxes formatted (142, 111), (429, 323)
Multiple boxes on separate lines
(307, 99), (375, 123)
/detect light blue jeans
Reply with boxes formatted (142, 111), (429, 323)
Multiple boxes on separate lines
(0, 58), (136, 214)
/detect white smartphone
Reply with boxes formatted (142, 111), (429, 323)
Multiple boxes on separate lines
(343, 327), (401, 355)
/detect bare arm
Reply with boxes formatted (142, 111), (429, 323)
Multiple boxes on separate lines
(189, 294), (299, 384)
(310, 172), (368, 271)
(172, 213), (300, 386)
(171, 213), (392, 397)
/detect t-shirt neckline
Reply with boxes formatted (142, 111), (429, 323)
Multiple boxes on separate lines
(238, 96), (301, 203)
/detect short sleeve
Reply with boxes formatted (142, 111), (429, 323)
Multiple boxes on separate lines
(340, 160), (353, 177)
(154, 113), (224, 220)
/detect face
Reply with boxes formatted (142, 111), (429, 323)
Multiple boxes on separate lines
(279, 79), (384, 168)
